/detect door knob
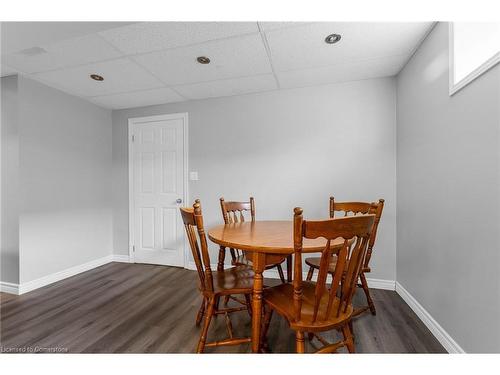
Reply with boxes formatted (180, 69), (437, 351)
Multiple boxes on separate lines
(176, 198), (182, 204)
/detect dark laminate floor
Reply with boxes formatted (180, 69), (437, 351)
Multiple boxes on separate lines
(0, 262), (446, 353)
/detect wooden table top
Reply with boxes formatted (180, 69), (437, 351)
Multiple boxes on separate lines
(208, 220), (345, 254)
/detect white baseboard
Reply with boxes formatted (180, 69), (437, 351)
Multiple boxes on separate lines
(186, 261), (208, 272)
(17, 255), (114, 295)
(0, 254), (131, 296)
(0, 281), (20, 295)
(111, 254), (131, 263)
(186, 261), (395, 291)
(395, 281), (465, 353)
(364, 278), (396, 290)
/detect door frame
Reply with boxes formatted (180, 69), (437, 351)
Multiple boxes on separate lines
(128, 112), (189, 267)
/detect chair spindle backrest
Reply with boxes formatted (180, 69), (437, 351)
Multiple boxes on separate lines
(220, 197), (255, 224)
(180, 200), (214, 293)
(329, 196), (384, 268)
(293, 207), (375, 324)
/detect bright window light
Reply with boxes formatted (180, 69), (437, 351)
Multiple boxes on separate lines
(449, 22), (500, 95)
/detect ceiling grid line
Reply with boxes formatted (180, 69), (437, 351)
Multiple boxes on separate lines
(124, 53), (188, 101)
(257, 22), (281, 90)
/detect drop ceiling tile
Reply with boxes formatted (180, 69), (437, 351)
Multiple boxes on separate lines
(1, 22), (137, 55)
(174, 74), (277, 100)
(31, 58), (164, 97)
(276, 54), (408, 89)
(2, 34), (123, 74)
(133, 33), (272, 86)
(266, 22), (433, 72)
(258, 22), (311, 31)
(89, 87), (184, 109)
(99, 22), (259, 55)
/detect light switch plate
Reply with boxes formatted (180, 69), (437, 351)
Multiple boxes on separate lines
(189, 171), (199, 181)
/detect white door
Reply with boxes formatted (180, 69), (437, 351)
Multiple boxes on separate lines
(129, 113), (187, 267)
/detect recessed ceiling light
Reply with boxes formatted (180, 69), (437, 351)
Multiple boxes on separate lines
(90, 74), (104, 81)
(196, 56), (211, 64)
(325, 34), (341, 44)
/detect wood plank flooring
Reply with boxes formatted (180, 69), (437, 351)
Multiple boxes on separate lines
(0, 262), (446, 353)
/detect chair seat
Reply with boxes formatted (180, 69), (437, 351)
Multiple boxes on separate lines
(305, 256), (371, 274)
(263, 281), (353, 331)
(233, 254), (285, 270)
(214, 265), (254, 295)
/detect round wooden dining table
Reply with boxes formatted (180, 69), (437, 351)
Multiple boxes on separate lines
(208, 220), (347, 353)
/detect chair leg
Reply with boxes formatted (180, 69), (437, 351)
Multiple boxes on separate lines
(260, 307), (273, 351)
(306, 266), (314, 281)
(296, 331), (305, 353)
(286, 255), (293, 282)
(224, 312), (234, 339)
(342, 324), (355, 353)
(196, 297), (215, 353)
(359, 272), (376, 315)
(195, 298), (206, 326)
(217, 246), (226, 272)
(244, 294), (252, 317)
(214, 296), (221, 316)
(223, 295), (230, 306)
(276, 264), (286, 284)
(229, 248), (237, 264)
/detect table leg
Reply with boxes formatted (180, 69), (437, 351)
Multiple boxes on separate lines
(286, 254), (292, 282)
(251, 252), (265, 353)
(217, 246), (226, 272)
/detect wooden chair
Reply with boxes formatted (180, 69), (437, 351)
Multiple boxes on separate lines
(261, 208), (375, 353)
(180, 199), (253, 353)
(219, 197), (288, 284)
(305, 197), (384, 316)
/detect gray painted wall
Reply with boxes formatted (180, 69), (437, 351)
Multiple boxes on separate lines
(12, 76), (113, 284)
(1, 75), (20, 284)
(396, 22), (500, 352)
(112, 78), (397, 281)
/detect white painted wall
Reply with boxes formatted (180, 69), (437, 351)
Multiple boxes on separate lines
(112, 78), (397, 281)
(1, 75), (20, 284)
(10, 76), (113, 284)
(397, 22), (500, 352)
